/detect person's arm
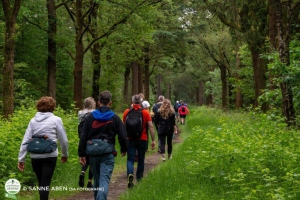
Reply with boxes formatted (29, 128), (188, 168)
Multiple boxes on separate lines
(171, 114), (177, 134)
(147, 121), (156, 150)
(18, 120), (34, 171)
(186, 107), (190, 115)
(78, 116), (88, 157)
(117, 116), (128, 156)
(56, 117), (68, 161)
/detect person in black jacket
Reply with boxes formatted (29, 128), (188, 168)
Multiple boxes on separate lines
(155, 99), (177, 161)
(78, 90), (127, 200)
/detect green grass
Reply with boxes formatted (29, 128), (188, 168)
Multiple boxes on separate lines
(120, 106), (300, 200)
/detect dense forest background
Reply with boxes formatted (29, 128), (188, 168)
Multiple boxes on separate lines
(1, 0), (300, 126)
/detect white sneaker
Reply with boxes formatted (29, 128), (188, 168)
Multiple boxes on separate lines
(162, 154), (166, 161)
(168, 154), (172, 159)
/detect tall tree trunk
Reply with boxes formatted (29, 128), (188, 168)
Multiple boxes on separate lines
(131, 61), (139, 95)
(74, 0), (84, 109)
(144, 47), (150, 101)
(250, 46), (267, 111)
(275, 0), (296, 126)
(206, 93), (213, 106)
(90, 4), (101, 103)
(269, 0), (277, 49)
(138, 63), (143, 93)
(220, 65), (227, 109)
(1, 0), (21, 118)
(91, 43), (101, 103)
(47, 0), (56, 99)
(198, 80), (204, 106)
(156, 74), (162, 99)
(268, 0), (278, 90)
(166, 83), (171, 99)
(124, 66), (130, 105)
(235, 50), (242, 108)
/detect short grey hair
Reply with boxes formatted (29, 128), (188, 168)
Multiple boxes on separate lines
(132, 94), (141, 104)
(158, 95), (164, 102)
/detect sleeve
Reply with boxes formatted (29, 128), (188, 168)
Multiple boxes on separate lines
(186, 107), (190, 114)
(122, 109), (129, 122)
(78, 117), (88, 157)
(18, 120), (34, 162)
(171, 114), (176, 127)
(56, 117), (69, 157)
(116, 116), (128, 153)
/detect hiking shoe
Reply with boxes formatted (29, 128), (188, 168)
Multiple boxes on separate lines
(162, 154), (166, 161)
(128, 174), (134, 188)
(87, 182), (92, 188)
(78, 173), (84, 187)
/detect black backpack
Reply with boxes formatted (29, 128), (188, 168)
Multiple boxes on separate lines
(125, 108), (143, 139)
(78, 113), (89, 138)
(174, 104), (178, 111)
(158, 115), (171, 134)
(181, 106), (185, 112)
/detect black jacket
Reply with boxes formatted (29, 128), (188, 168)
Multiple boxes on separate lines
(78, 107), (127, 157)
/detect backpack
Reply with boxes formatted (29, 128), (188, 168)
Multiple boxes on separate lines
(174, 103), (179, 111)
(181, 106), (185, 112)
(125, 108), (143, 139)
(158, 116), (171, 134)
(78, 113), (89, 138)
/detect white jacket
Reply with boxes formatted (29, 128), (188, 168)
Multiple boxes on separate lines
(18, 112), (68, 162)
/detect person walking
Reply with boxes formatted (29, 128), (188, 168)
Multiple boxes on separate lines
(18, 96), (68, 200)
(123, 94), (156, 188)
(155, 99), (177, 161)
(78, 97), (96, 188)
(78, 90), (127, 200)
(174, 100), (180, 123)
(152, 95), (164, 152)
(179, 101), (190, 125)
(139, 93), (151, 152)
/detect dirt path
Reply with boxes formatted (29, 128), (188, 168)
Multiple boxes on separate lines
(66, 129), (181, 200)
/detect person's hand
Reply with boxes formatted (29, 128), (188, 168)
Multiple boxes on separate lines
(18, 162), (25, 172)
(61, 156), (68, 163)
(151, 141), (156, 150)
(121, 152), (126, 157)
(79, 157), (86, 166)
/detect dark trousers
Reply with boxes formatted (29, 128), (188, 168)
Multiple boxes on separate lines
(127, 140), (148, 180)
(81, 156), (93, 179)
(158, 132), (173, 154)
(31, 157), (57, 200)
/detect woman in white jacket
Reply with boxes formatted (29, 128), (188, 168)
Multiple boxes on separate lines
(18, 96), (68, 200)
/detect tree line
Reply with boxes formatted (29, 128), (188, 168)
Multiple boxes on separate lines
(1, 0), (300, 126)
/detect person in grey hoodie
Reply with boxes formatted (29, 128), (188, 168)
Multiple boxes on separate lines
(78, 97), (96, 188)
(18, 96), (68, 200)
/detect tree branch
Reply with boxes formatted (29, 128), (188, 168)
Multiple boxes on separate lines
(55, 0), (73, 9)
(84, 0), (148, 53)
(63, 2), (75, 23)
(23, 16), (48, 32)
(80, 2), (97, 42)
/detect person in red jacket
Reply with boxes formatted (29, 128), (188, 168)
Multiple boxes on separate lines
(178, 101), (190, 125)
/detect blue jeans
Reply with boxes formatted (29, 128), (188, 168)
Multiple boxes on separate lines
(127, 140), (147, 180)
(89, 154), (115, 200)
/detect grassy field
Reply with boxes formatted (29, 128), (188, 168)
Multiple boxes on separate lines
(120, 106), (300, 200)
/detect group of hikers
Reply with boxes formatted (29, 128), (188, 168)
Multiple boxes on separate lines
(17, 90), (190, 200)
